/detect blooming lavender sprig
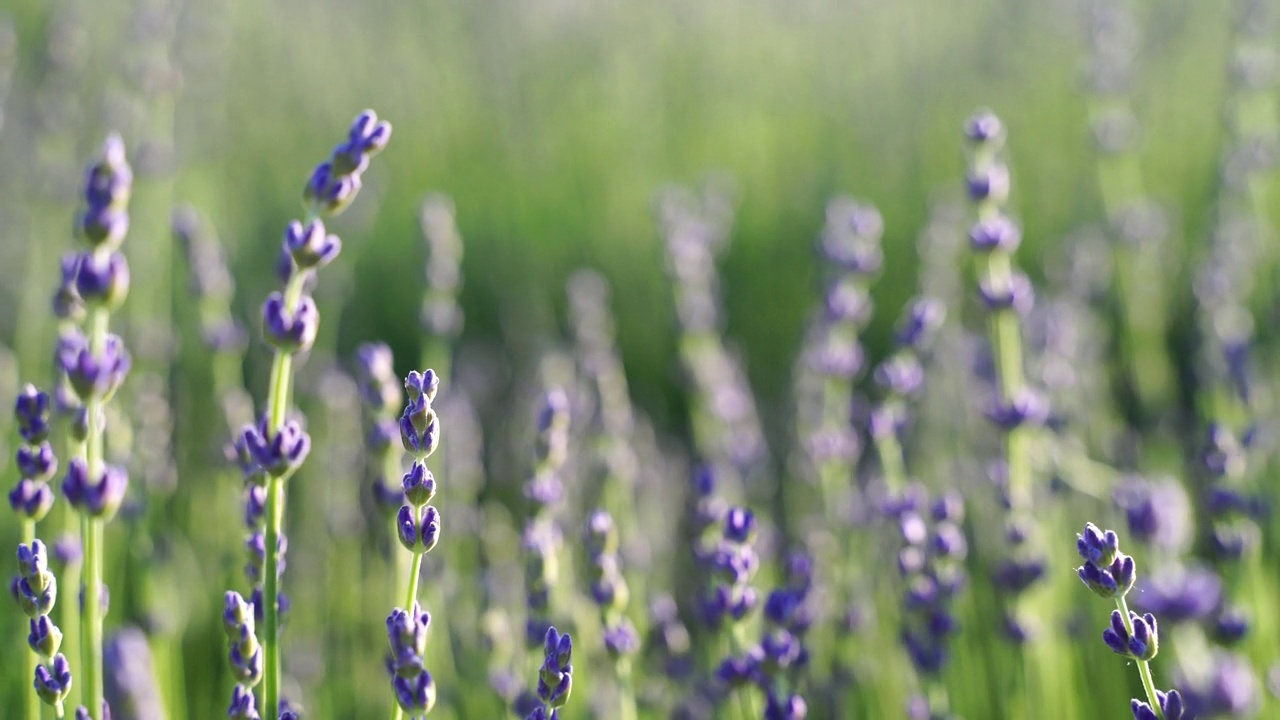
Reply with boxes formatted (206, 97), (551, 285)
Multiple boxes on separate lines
(523, 390), (569, 649)
(964, 111), (1049, 642)
(355, 343), (404, 516)
(10, 384), (58, 524)
(583, 510), (639, 720)
(708, 507), (762, 716)
(16, 540), (73, 716)
(249, 109), (390, 718)
(1076, 523), (1182, 719)
(388, 368), (442, 719)
(525, 627), (573, 720)
(755, 552), (815, 719)
(897, 492), (967, 718)
(58, 133), (137, 720)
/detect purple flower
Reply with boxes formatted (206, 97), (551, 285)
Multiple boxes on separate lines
(75, 251), (130, 309)
(59, 332), (132, 402)
(965, 110), (1004, 144)
(9, 479), (55, 521)
(227, 684), (260, 720)
(261, 293), (319, 354)
(536, 627), (574, 709)
(1102, 609), (1159, 660)
(62, 458), (129, 520)
(79, 134), (132, 249)
(304, 110), (391, 214)
(969, 216), (1021, 253)
(15, 384), (53, 444)
(1076, 523), (1136, 599)
(283, 219), (341, 271)
(240, 417), (311, 478)
(1131, 689), (1184, 720)
(34, 653), (74, 706)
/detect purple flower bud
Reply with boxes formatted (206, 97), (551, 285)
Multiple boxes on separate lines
(396, 506), (418, 551)
(602, 620), (639, 658)
(401, 462), (436, 507)
(765, 692), (807, 720)
(17, 442), (59, 482)
(241, 418), (311, 478)
(75, 251), (130, 309)
(969, 216), (1022, 253)
(399, 404), (439, 458)
(18, 539), (50, 580)
(52, 535), (82, 566)
(15, 384), (54, 444)
(874, 354), (925, 397)
(284, 219), (341, 270)
(63, 458), (130, 520)
(965, 110), (1004, 145)
(9, 479), (55, 521)
(967, 162), (1011, 203)
(723, 507), (756, 544)
(244, 485), (267, 528)
(392, 670), (436, 714)
(985, 388), (1050, 431)
(60, 332), (132, 402)
(978, 271), (1034, 315)
(895, 297), (945, 350)
(28, 614), (63, 658)
(35, 653), (74, 706)
(228, 683), (261, 720)
(262, 293), (319, 354)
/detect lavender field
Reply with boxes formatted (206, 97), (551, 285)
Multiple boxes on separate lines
(1, 0), (1277, 718)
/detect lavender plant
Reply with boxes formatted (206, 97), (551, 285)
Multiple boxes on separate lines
(230, 109), (391, 718)
(526, 626), (574, 720)
(582, 510), (639, 720)
(523, 390), (570, 653)
(388, 368), (442, 718)
(16, 539), (73, 717)
(1076, 523), (1183, 719)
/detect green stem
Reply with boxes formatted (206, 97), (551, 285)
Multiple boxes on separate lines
(1116, 595), (1163, 718)
(616, 655), (639, 720)
(873, 416), (908, 494)
(261, 259), (311, 719)
(729, 623), (760, 720)
(21, 519), (39, 720)
(83, 307), (109, 720)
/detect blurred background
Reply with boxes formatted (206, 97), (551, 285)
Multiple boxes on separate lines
(1, 0), (1277, 718)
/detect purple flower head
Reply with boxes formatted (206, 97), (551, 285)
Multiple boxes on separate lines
(17, 441), (59, 482)
(283, 218), (341, 271)
(537, 626), (574, 709)
(985, 387), (1050, 431)
(396, 505), (441, 553)
(1113, 476), (1192, 551)
(715, 649), (762, 688)
(603, 620), (640, 658)
(244, 485), (267, 528)
(819, 200), (884, 275)
(10, 479), (56, 521)
(392, 671), (437, 715)
(79, 134), (133, 249)
(978, 270), (1034, 315)
(1131, 689), (1184, 720)
(399, 373), (441, 458)
(401, 461), (436, 508)
(1179, 651), (1259, 717)
(931, 492), (965, 524)
(965, 110), (1005, 145)
(967, 161), (1011, 204)
(15, 384), (54, 444)
(969, 216), (1021, 254)
(1214, 606), (1250, 645)
(386, 603), (431, 678)
(75, 250), (130, 310)
(895, 297), (946, 350)
(262, 292), (319, 354)
(228, 683), (260, 720)
(765, 692), (808, 720)
(723, 506), (756, 544)
(1201, 423), (1245, 479)
(875, 354), (925, 397)
(28, 613), (63, 658)
(823, 280), (872, 325)
(60, 332), (131, 402)
(244, 531), (287, 584)
(304, 110), (391, 215)
(1131, 563), (1221, 624)
(223, 591), (256, 636)
(241, 417), (311, 478)
(53, 253), (86, 322)
(35, 653), (74, 706)
(62, 458), (129, 520)
(1102, 609), (1159, 660)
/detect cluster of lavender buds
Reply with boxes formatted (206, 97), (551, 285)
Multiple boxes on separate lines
(10, 385), (57, 524)
(524, 626), (573, 720)
(417, 195), (465, 374)
(16, 540), (73, 715)
(707, 507), (762, 712)
(754, 551), (815, 719)
(1199, 424), (1260, 567)
(896, 490), (967, 719)
(1076, 523), (1183, 719)
(56, 133), (138, 720)
(355, 343), (405, 515)
(523, 390), (570, 648)
(223, 591), (263, 719)
(231, 109), (390, 719)
(869, 297), (946, 493)
(964, 110), (1048, 641)
(583, 510), (639, 719)
(387, 368), (442, 718)
(799, 198), (880, 516)
(658, 187), (766, 488)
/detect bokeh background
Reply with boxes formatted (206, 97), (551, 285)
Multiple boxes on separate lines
(1, 0), (1277, 718)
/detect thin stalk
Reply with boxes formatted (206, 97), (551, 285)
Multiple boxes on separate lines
(261, 239), (313, 718)
(21, 519), (39, 720)
(1115, 595), (1162, 718)
(616, 655), (639, 720)
(83, 306), (109, 720)
(873, 418), (908, 494)
(729, 623), (760, 720)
